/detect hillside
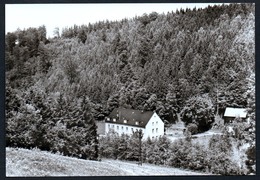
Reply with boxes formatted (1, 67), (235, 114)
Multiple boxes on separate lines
(5, 3), (255, 175)
(6, 3), (255, 125)
(6, 147), (208, 176)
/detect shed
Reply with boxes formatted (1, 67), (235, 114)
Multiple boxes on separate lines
(223, 107), (247, 123)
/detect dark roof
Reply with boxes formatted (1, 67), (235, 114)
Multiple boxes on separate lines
(107, 108), (154, 128)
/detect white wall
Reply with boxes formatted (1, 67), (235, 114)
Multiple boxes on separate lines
(105, 122), (144, 136)
(143, 112), (164, 140)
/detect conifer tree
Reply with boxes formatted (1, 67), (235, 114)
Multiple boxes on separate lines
(81, 96), (99, 160)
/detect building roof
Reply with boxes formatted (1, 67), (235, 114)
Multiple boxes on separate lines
(107, 108), (154, 128)
(224, 107), (247, 118)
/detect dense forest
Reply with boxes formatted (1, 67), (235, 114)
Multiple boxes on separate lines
(5, 3), (255, 173)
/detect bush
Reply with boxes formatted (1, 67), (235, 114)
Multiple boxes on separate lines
(167, 138), (192, 168)
(99, 131), (142, 161)
(186, 123), (198, 135)
(207, 134), (247, 175)
(209, 152), (243, 175)
(187, 144), (209, 171)
(245, 144), (256, 174)
(143, 136), (171, 165)
(209, 134), (232, 154)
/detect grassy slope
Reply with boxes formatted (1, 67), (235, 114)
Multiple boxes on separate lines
(6, 147), (208, 176)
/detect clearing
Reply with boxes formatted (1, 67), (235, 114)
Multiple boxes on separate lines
(6, 147), (208, 176)
(165, 121), (222, 143)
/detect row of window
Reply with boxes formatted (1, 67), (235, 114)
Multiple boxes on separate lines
(107, 118), (140, 125)
(107, 124), (158, 133)
(107, 118), (116, 122)
(108, 124), (140, 132)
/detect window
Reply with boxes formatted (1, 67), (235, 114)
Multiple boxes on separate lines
(135, 121), (139, 125)
(117, 126), (119, 130)
(156, 136), (158, 139)
(112, 125), (114, 128)
(152, 136), (154, 140)
(152, 122), (154, 126)
(156, 121), (158, 125)
(121, 126), (123, 130)
(131, 128), (133, 132)
(123, 120), (127, 123)
(156, 128), (158, 133)
(152, 129), (154, 133)
(126, 127), (128, 131)
(108, 124), (110, 128)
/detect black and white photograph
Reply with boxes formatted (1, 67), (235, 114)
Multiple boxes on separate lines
(5, 2), (255, 176)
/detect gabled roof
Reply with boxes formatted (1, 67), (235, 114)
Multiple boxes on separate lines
(107, 108), (154, 128)
(224, 107), (247, 118)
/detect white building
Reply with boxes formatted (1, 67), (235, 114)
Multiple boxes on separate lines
(97, 108), (164, 140)
(223, 107), (247, 124)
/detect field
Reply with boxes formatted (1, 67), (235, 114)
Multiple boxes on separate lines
(6, 147), (209, 176)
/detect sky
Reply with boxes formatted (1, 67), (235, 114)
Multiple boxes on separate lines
(6, 3), (225, 38)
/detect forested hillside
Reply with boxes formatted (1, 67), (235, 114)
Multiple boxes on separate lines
(5, 3), (255, 169)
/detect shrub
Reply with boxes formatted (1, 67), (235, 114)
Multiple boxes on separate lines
(186, 123), (198, 135)
(167, 138), (192, 168)
(188, 144), (209, 171)
(143, 136), (171, 165)
(245, 144), (256, 174)
(209, 152), (243, 175)
(207, 134), (247, 175)
(209, 134), (232, 154)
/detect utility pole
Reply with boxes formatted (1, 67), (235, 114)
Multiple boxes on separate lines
(216, 74), (219, 115)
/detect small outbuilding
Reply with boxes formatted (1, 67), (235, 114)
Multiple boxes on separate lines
(223, 107), (247, 124)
